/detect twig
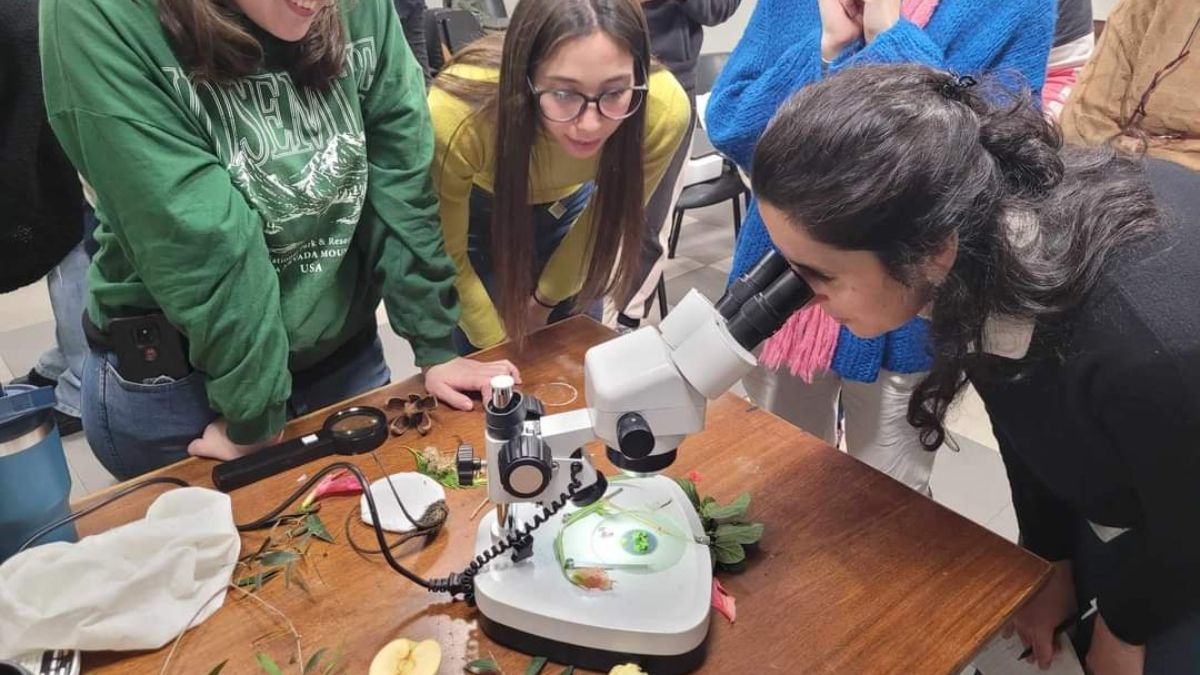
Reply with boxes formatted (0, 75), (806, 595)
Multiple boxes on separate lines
(228, 582), (303, 672)
(470, 496), (491, 520)
(158, 580), (236, 675)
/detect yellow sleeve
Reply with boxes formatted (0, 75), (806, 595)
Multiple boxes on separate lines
(536, 70), (691, 303)
(429, 86), (507, 348)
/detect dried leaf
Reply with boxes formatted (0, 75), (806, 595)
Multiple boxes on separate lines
(235, 568), (281, 589)
(702, 493), (751, 523)
(465, 658), (504, 674)
(525, 656), (548, 675)
(303, 648), (327, 674)
(206, 660), (228, 675)
(256, 652), (284, 675)
(260, 550), (301, 568)
(306, 513), (334, 543)
(713, 522), (764, 546)
(713, 540), (746, 566)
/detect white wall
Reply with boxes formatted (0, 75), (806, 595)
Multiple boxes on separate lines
(498, 0), (758, 54)
(700, 0), (756, 54)
(1092, 0), (1119, 21)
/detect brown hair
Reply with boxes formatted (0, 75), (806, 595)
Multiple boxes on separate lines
(158, 0), (347, 90)
(433, 0), (652, 343)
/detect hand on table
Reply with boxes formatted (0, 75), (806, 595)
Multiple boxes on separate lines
(1004, 559), (1077, 669)
(424, 357), (521, 411)
(187, 418), (282, 461)
(1086, 612), (1144, 675)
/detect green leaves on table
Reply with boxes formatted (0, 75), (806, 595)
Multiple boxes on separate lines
(234, 507), (334, 593)
(674, 477), (764, 572)
(465, 655), (573, 675)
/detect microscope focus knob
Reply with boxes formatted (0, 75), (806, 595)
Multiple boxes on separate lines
(456, 443), (482, 487)
(617, 412), (655, 459)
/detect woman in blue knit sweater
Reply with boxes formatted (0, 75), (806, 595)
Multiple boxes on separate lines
(706, 0), (1054, 493)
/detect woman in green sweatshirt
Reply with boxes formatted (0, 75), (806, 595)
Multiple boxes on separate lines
(40, 0), (517, 480)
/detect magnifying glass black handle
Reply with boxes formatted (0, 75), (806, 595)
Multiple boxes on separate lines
(212, 432), (334, 492)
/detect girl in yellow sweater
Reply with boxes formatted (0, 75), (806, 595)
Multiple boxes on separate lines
(429, 0), (690, 352)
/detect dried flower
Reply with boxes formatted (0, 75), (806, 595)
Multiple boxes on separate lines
(387, 394), (438, 436)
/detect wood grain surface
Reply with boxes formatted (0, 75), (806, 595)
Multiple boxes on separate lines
(71, 317), (1048, 674)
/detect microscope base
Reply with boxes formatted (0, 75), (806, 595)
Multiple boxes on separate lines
(473, 476), (712, 674)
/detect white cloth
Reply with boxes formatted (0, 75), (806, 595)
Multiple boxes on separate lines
(0, 487), (239, 659)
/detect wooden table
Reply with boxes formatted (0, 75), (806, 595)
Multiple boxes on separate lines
(74, 317), (1049, 674)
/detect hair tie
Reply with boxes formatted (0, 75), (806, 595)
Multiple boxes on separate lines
(940, 74), (977, 102)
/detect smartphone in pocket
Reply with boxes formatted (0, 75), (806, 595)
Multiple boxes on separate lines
(107, 314), (192, 383)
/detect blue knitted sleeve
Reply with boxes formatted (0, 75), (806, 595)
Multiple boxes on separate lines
(705, 0), (824, 170)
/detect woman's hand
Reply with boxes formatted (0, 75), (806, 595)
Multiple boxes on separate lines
(861, 0), (901, 44)
(424, 357), (522, 410)
(818, 0), (864, 61)
(187, 418), (282, 461)
(526, 295), (555, 332)
(1086, 612), (1145, 675)
(1005, 559), (1077, 669)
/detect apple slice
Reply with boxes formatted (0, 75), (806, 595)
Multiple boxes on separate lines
(369, 638), (442, 675)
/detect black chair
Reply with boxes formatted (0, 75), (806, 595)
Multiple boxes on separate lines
(441, 8), (485, 53)
(424, 8), (484, 74)
(658, 52), (748, 318)
(444, 0), (508, 29)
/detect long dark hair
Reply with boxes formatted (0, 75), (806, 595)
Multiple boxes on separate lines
(432, 0), (651, 343)
(752, 64), (1162, 450)
(159, 0), (346, 89)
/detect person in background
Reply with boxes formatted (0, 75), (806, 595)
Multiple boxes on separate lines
(0, 0), (86, 436)
(395, 0), (432, 80)
(611, 0), (742, 330)
(754, 61), (1200, 675)
(1061, 0), (1200, 171)
(1043, 0), (1094, 118)
(704, 0), (1054, 494)
(428, 0), (690, 354)
(41, 0), (515, 480)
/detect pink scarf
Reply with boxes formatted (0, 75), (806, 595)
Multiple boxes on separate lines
(759, 0), (940, 382)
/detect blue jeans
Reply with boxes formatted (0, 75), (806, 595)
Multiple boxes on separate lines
(453, 183), (597, 355)
(34, 238), (91, 417)
(82, 332), (391, 480)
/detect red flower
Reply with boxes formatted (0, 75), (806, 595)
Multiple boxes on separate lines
(711, 577), (736, 623)
(686, 469), (705, 484)
(301, 469), (362, 510)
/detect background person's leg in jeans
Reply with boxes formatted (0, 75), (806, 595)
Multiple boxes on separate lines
(36, 240), (90, 419)
(453, 184), (595, 354)
(289, 335), (392, 417)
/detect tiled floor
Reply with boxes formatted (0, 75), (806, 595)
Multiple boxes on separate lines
(1, 201), (1012, 535)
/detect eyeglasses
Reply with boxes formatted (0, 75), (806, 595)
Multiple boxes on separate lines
(527, 78), (649, 123)
(1120, 15), (1200, 138)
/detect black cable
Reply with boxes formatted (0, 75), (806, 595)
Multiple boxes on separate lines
(425, 474), (585, 604)
(15, 476), (191, 555)
(234, 461), (439, 591)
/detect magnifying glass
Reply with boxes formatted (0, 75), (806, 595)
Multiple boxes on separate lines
(212, 406), (389, 492)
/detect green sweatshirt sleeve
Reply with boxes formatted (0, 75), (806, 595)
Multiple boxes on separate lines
(41, 0), (289, 443)
(355, 0), (461, 366)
